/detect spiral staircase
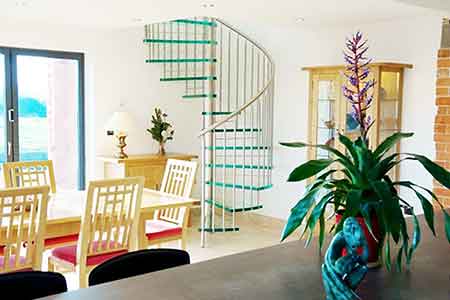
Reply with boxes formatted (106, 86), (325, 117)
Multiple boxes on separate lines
(144, 17), (275, 246)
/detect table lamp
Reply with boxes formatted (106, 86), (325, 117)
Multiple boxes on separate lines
(105, 111), (135, 159)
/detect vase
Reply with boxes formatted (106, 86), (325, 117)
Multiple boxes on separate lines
(158, 142), (166, 155)
(336, 211), (382, 268)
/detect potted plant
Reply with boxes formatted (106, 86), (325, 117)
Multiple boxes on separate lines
(147, 108), (174, 155)
(280, 32), (450, 269)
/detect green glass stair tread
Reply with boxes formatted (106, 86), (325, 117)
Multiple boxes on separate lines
(207, 164), (272, 170)
(206, 146), (269, 150)
(183, 94), (217, 99)
(205, 181), (273, 191)
(205, 199), (263, 212)
(160, 76), (217, 82)
(202, 111), (232, 116)
(198, 227), (240, 232)
(144, 39), (217, 45)
(172, 19), (217, 27)
(212, 128), (262, 133)
(146, 58), (217, 63)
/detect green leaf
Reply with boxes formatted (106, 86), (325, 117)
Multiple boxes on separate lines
(373, 132), (414, 159)
(396, 244), (403, 272)
(415, 192), (435, 236)
(319, 213), (325, 252)
(280, 188), (320, 242)
(307, 192), (334, 232)
(385, 235), (391, 271)
(444, 211), (450, 244)
(360, 203), (377, 242)
(371, 181), (401, 242)
(407, 214), (421, 265)
(338, 134), (359, 164)
(279, 141), (353, 168)
(406, 154), (450, 189)
(287, 159), (334, 182)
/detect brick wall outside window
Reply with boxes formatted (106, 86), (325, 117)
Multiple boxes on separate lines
(434, 48), (450, 208)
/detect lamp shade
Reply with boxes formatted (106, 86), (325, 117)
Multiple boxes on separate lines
(105, 111), (136, 136)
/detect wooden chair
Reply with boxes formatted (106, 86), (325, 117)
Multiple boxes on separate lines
(145, 159), (197, 250)
(0, 186), (50, 274)
(48, 177), (144, 288)
(2, 160), (78, 249)
(3, 161), (56, 194)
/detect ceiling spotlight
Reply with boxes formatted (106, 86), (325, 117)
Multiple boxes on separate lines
(15, 1), (29, 6)
(201, 3), (215, 8)
(131, 17), (144, 23)
(296, 17), (305, 22)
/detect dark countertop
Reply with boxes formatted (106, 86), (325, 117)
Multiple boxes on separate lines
(41, 212), (450, 300)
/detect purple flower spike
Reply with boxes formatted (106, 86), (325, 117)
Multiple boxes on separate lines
(343, 32), (375, 142)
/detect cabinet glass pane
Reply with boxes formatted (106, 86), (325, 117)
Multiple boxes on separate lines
(379, 71), (400, 131)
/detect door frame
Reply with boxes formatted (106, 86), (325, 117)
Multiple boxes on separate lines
(0, 46), (86, 189)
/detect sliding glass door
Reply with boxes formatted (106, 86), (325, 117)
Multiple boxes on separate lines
(0, 47), (85, 189)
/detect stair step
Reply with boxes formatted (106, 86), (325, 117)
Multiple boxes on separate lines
(172, 19), (217, 27)
(198, 227), (240, 233)
(183, 94), (217, 99)
(202, 112), (232, 116)
(146, 58), (217, 63)
(144, 39), (217, 45)
(160, 76), (217, 82)
(206, 181), (273, 191)
(205, 199), (263, 212)
(206, 146), (269, 150)
(212, 128), (261, 133)
(207, 164), (272, 170)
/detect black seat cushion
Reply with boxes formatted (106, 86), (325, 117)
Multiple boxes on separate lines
(0, 271), (67, 299)
(89, 249), (190, 286)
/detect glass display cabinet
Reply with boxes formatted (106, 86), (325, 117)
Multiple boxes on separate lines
(303, 62), (413, 181)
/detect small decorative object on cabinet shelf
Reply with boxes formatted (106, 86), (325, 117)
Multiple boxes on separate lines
(322, 217), (368, 300)
(280, 31), (450, 299)
(147, 108), (174, 155)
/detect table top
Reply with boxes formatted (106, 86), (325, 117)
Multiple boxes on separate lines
(1, 189), (197, 226)
(41, 211), (450, 300)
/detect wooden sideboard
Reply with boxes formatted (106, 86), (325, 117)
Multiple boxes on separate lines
(97, 153), (198, 190)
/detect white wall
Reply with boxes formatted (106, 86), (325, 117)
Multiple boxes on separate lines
(0, 15), (441, 219)
(0, 23), (203, 195)
(228, 15), (441, 219)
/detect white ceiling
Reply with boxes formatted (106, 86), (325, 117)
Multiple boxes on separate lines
(394, 0), (450, 12)
(0, 0), (443, 29)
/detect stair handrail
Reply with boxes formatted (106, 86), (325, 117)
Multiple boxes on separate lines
(198, 18), (275, 137)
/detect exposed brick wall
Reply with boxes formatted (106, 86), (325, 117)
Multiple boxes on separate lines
(434, 48), (450, 208)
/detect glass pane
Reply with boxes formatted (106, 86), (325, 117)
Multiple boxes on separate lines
(0, 53), (6, 188)
(0, 54), (6, 165)
(17, 55), (79, 189)
(379, 71), (400, 131)
(316, 80), (336, 158)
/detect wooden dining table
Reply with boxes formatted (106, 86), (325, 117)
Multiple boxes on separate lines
(12, 188), (197, 250)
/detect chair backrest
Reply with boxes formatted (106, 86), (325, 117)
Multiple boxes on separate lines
(0, 271), (67, 299)
(159, 159), (197, 224)
(78, 177), (144, 266)
(2, 161), (56, 194)
(89, 249), (190, 286)
(0, 186), (50, 273)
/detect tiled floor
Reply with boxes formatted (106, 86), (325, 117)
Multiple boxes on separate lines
(53, 212), (292, 290)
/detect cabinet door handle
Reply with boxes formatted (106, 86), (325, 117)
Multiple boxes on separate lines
(8, 109), (14, 123)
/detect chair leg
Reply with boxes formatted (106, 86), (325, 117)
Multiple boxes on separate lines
(180, 238), (186, 250)
(78, 266), (88, 288)
(48, 257), (55, 272)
